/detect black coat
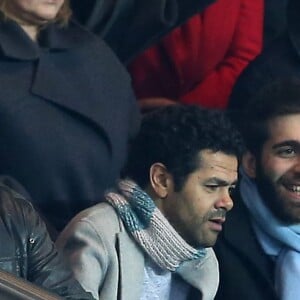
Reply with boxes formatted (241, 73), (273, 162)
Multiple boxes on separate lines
(0, 18), (140, 231)
(214, 190), (278, 300)
(0, 177), (93, 299)
(229, 0), (300, 110)
(263, 0), (288, 47)
(70, 0), (216, 63)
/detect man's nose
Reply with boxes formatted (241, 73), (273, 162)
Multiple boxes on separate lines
(215, 190), (234, 212)
(291, 156), (300, 174)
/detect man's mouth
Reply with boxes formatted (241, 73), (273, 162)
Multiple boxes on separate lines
(280, 181), (300, 202)
(208, 218), (225, 232)
(282, 183), (300, 194)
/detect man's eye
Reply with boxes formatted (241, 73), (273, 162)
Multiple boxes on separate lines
(277, 147), (296, 158)
(228, 186), (236, 196)
(205, 185), (219, 192)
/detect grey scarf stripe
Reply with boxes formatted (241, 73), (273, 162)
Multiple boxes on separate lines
(105, 179), (206, 271)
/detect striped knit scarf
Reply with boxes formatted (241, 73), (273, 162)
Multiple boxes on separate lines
(105, 179), (206, 272)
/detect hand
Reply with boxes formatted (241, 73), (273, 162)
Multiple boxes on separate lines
(138, 97), (178, 113)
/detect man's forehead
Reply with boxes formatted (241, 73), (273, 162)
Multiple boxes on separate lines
(199, 150), (238, 173)
(265, 114), (300, 146)
(268, 114), (300, 136)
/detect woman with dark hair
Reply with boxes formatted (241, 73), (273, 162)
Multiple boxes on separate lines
(0, 0), (140, 232)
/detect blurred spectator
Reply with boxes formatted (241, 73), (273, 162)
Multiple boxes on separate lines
(127, 0), (263, 111)
(0, 176), (93, 299)
(0, 0), (139, 232)
(230, 0), (298, 110)
(264, 0), (288, 47)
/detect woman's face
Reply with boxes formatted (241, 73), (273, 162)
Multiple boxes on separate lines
(6, 0), (64, 25)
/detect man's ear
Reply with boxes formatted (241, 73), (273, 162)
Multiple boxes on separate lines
(149, 163), (172, 198)
(242, 151), (257, 178)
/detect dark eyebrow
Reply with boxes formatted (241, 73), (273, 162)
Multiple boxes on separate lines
(205, 177), (237, 186)
(272, 140), (300, 150)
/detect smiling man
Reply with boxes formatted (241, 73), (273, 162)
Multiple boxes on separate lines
(57, 105), (244, 300)
(215, 79), (300, 300)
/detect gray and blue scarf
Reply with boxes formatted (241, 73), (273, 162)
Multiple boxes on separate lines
(240, 167), (300, 300)
(105, 179), (206, 272)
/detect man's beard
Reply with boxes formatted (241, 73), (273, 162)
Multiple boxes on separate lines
(255, 165), (300, 224)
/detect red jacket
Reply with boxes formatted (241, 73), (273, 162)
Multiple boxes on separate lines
(128, 0), (263, 109)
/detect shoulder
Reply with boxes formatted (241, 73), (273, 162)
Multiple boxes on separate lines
(67, 21), (132, 84)
(74, 202), (120, 228)
(0, 176), (34, 216)
(60, 203), (123, 244)
(56, 202), (123, 271)
(0, 176), (41, 241)
(65, 21), (126, 65)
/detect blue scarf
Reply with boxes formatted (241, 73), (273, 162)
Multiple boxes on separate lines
(105, 179), (206, 272)
(240, 167), (300, 299)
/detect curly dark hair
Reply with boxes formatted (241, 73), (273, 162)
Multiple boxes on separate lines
(235, 78), (300, 157)
(122, 105), (245, 190)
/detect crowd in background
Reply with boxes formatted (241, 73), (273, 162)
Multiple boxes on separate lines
(0, 0), (298, 299)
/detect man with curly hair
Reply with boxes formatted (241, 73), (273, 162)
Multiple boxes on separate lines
(57, 105), (244, 300)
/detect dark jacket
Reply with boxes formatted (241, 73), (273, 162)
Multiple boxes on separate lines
(263, 0), (288, 47)
(0, 18), (140, 231)
(70, 0), (216, 63)
(229, 0), (300, 110)
(0, 177), (93, 299)
(214, 190), (278, 300)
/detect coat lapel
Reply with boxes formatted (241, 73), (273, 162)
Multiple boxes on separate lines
(222, 193), (275, 288)
(116, 232), (144, 300)
(176, 248), (219, 300)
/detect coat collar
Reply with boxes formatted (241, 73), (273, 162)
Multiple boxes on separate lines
(0, 16), (92, 60)
(0, 17), (39, 60)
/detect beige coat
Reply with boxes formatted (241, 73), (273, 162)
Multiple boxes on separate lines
(57, 203), (219, 300)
